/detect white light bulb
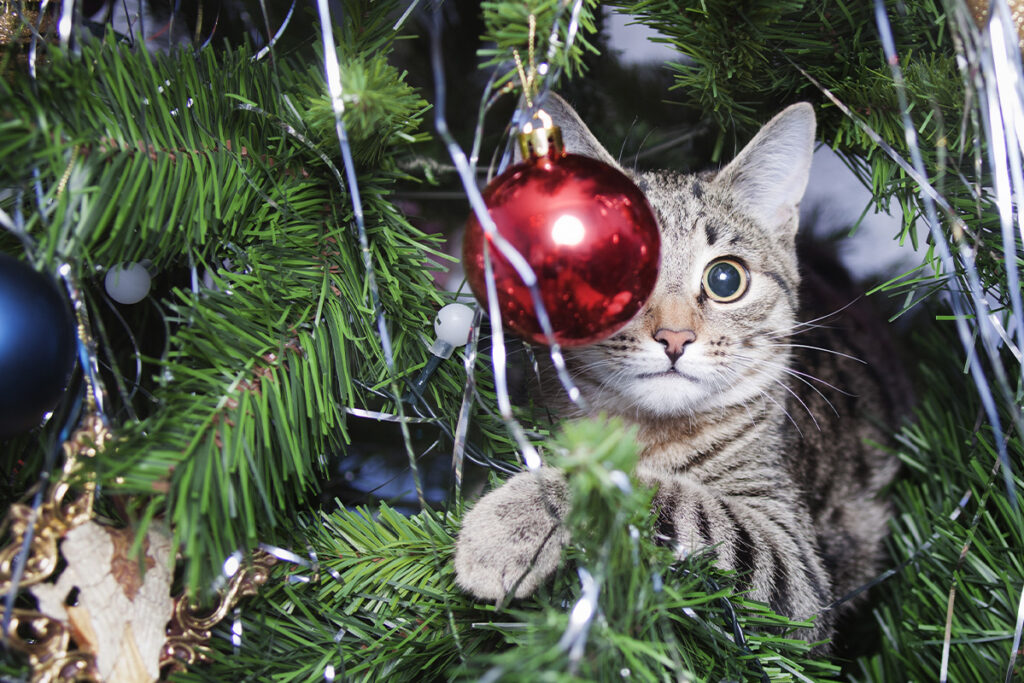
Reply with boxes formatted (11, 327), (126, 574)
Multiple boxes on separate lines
(434, 303), (474, 347)
(408, 303), (476, 403)
(104, 262), (152, 304)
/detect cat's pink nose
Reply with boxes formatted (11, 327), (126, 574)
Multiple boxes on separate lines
(654, 328), (697, 364)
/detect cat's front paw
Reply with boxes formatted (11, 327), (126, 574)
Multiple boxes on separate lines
(455, 469), (570, 600)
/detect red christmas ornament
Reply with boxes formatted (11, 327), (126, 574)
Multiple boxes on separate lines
(463, 119), (660, 346)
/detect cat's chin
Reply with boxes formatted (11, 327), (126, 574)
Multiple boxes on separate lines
(600, 369), (771, 421)
(602, 372), (716, 418)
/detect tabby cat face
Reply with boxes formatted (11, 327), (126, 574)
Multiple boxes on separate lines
(567, 170), (802, 418)
(541, 97), (816, 420)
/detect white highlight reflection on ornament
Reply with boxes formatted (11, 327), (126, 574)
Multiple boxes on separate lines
(104, 262), (151, 304)
(551, 214), (585, 246)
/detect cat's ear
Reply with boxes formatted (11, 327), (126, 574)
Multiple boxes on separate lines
(516, 93), (621, 169)
(713, 103), (816, 233)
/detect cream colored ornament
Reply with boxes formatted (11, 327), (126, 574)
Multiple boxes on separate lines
(30, 522), (174, 683)
(967, 0), (1024, 49)
(0, 1), (42, 46)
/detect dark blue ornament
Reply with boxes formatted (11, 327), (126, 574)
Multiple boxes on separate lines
(0, 253), (76, 437)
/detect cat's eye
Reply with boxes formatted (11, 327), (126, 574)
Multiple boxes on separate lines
(702, 258), (749, 303)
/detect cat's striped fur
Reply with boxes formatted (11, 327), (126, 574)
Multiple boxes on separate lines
(454, 96), (908, 649)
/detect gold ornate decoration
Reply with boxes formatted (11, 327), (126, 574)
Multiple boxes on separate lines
(161, 551), (278, 674)
(3, 611), (100, 682)
(0, 413), (108, 682)
(0, 414), (106, 595)
(2, 409), (276, 681)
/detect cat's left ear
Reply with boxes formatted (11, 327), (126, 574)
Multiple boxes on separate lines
(713, 103), (816, 234)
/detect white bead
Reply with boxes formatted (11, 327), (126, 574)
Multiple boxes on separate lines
(434, 303), (473, 347)
(104, 262), (151, 304)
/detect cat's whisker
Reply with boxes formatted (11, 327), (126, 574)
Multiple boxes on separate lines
(758, 321), (835, 342)
(575, 363), (644, 406)
(776, 368), (851, 409)
(752, 382), (805, 436)
(715, 365), (773, 430)
(758, 300), (863, 341)
(734, 353), (856, 399)
(762, 387), (803, 434)
(742, 401), (759, 429)
(727, 356), (823, 431)
(734, 356), (844, 418)
(569, 357), (626, 374)
(714, 360), (803, 433)
(768, 375), (821, 432)
(792, 298), (863, 329)
(765, 342), (866, 364)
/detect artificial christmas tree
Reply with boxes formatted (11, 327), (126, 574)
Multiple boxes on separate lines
(0, 0), (1021, 680)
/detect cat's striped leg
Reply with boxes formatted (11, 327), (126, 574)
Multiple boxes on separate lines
(642, 470), (836, 645)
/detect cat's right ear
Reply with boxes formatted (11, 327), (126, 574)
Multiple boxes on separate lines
(713, 103), (816, 235)
(517, 93), (622, 169)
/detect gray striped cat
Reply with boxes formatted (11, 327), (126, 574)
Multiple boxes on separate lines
(454, 96), (909, 649)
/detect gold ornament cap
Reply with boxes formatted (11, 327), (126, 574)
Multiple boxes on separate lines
(518, 109), (564, 160)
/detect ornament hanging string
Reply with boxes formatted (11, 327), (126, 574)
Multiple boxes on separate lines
(56, 0), (76, 54)
(28, 0), (49, 79)
(983, 0), (1024, 345)
(314, 0), (393, 372)
(393, 0), (423, 31)
(0, 409), (74, 635)
(0, 9), (113, 644)
(779, 59), (1021, 356)
(489, 9), (590, 405)
(940, 3), (1024, 678)
(970, 0), (1024, 359)
(0, 201), (32, 253)
(512, 14), (538, 109)
(755, 1), (1024, 665)
(471, 68), (502, 171)
(311, 5), (474, 668)
(353, 378), (518, 475)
